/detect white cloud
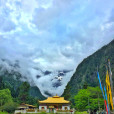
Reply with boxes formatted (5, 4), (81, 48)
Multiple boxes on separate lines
(0, 0), (114, 96)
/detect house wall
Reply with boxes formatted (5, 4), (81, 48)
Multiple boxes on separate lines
(14, 110), (26, 114)
(39, 103), (70, 110)
(39, 105), (47, 110)
(62, 105), (70, 110)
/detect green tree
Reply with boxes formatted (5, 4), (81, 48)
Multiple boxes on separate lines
(62, 85), (71, 100)
(26, 96), (39, 106)
(0, 76), (19, 98)
(0, 77), (5, 90)
(18, 82), (30, 103)
(74, 87), (104, 112)
(0, 89), (13, 106)
(83, 81), (88, 89)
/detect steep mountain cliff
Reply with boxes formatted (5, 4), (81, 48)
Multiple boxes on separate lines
(63, 40), (114, 98)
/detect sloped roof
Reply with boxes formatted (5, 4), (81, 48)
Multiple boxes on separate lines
(39, 95), (70, 104)
(18, 103), (36, 108)
(25, 104), (36, 107)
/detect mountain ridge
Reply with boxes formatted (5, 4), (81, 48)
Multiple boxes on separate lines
(0, 58), (73, 97)
(0, 61), (45, 100)
(63, 39), (114, 98)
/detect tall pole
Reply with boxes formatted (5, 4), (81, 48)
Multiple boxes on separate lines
(98, 94), (100, 111)
(106, 65), (110, 113)
(88, 96), (90, 114)
(108, 59), (114, 109)
(108, 59), (113, 97)
(97, 72), (109, 113)
(104, 86), (110, 114)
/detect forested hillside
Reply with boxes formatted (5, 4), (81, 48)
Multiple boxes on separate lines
(0, 65), (45, 100)
(63, 40), (114, 98)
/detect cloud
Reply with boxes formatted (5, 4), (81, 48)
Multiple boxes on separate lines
(0, 0), (114, 96)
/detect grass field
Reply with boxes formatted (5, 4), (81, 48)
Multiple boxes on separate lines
(75, 111), (88, 114)
(0, 111), (8, 114)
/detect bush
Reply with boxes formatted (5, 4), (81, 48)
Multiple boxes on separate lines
(0, 89), (13, 106)
(0, 102), (18, 113)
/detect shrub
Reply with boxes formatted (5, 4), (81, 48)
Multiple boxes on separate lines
(0, 102), (18, 113)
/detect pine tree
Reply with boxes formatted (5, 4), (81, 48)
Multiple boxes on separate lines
(18, 82), (30, 103)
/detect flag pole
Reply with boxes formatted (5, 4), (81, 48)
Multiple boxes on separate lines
(107, 60), (113, 110)
(106, 65), (111, 113)
(108, 59), (113, 99)
(104, 86), (110, 114)
(97, 72), (108, 114)
(106, 64), (113, 110)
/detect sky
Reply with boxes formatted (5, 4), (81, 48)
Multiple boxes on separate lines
(0, 0), (114, 96)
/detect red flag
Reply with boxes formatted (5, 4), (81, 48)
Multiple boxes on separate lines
(104, 100), (108, 114)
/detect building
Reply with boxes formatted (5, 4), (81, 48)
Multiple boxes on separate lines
(39, 95), (70, 113)
(15, 103), (37, 114)
(17, 103), (36, 110)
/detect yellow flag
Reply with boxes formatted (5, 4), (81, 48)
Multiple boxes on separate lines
(106, 70), (109, 102)
(106, 70), (113, 110)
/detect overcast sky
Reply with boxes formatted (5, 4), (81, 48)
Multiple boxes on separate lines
(0, 0), (114, 96)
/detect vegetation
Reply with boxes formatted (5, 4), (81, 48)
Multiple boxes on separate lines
(0, 89), (13, 106)
(62, 85), (71, 100)
(0, 66), (45, 100)
(22, 112), (46, 114)
(63, 40), (114, 98)
(0, 81), (39, 113)
(0, 60), (45, 114)
(0, 40), (113, 113)
(74, 87), (104, 112)
(75, 111), (88, 114)
(18, 82), (30, 103)
(0, 102), (18, 113)
(0, 89), (18, 113)
(0, 111), (8, 114)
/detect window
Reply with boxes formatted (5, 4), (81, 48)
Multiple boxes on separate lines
(65, 107), (68, 110)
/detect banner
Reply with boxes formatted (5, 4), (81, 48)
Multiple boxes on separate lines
(104, 86), (110, 114)
(106, 70), (113, 110)
(97, 72), (108, 113)
(97, 72), (104, 99)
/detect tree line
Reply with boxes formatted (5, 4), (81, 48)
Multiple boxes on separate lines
(63, 83), (104, 113)
(0, 76), (39, 113)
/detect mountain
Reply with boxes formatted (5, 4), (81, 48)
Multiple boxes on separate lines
(0, 58), (73, 97)
(63, 40), (114, 98)
(0, 60), (45, 100)
(36, 69), (73, 97)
